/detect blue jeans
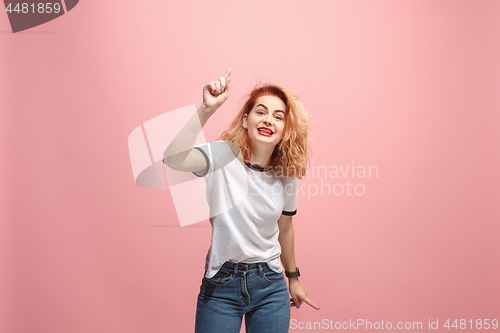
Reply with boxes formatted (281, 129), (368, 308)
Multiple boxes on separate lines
(195, 261), (290, 333)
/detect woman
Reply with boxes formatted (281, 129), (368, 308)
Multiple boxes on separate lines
(163, 68), (319, 333)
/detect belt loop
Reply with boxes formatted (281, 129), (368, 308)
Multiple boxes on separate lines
(258, 263), (264, 276)
(233, 263), (238, 275)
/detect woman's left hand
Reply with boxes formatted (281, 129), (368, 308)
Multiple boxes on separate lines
(288, 278), (320, 310)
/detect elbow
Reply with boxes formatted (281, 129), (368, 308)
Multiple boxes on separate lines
(163, 155), (175, 169)
(162, 150), (175, 169)
(162, 151), (169, 167)
(163, 154), (184, 171)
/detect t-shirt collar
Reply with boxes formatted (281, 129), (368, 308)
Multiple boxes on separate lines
(245, 162), (272, 172)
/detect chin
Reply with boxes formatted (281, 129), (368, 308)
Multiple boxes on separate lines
(251, 133), (278, 146)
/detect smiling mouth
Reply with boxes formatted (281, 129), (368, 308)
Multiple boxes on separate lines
(257, 128), (273, 136)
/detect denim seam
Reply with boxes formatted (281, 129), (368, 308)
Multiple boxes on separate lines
(262, 271), (285, 284)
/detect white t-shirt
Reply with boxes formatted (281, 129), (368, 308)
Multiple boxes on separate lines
(192, 140), (298, 278)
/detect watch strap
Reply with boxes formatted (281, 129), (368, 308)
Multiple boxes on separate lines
(285, 267), (300, 278)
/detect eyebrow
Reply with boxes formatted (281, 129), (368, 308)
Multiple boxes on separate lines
(255, 104), (285, 114)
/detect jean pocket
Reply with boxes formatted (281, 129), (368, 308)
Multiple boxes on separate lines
(205, 269), (234, 287)
(263, 269), (285, 284)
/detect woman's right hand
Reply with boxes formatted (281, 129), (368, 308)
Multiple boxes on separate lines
(202, 68), (232, 113)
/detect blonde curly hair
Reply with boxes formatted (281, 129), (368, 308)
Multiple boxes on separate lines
(218, 83), (312, 179)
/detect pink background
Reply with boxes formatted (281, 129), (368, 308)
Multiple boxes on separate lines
(1, 1), (499, 332)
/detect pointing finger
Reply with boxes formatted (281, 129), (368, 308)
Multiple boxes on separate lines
(224, 67), (232, 79)
(304, 297), (320, 310)
(225, 76), (231, 94)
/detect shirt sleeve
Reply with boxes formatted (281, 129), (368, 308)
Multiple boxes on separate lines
(282, 177), (298, 216)
(192, 141), (240, 178)
(191, 143), (213, 178)
(192, 144), (211, 177)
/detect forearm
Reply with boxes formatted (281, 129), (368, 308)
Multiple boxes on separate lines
(163, 104), (213, 167)
(278, 225), (299, 282)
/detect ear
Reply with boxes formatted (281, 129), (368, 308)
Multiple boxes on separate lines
(242, 114), (248, 129)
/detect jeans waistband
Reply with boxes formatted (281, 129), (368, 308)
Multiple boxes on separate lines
(220, 261), (269, 274)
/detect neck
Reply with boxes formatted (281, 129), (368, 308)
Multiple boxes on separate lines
(248, 140), (275, 167)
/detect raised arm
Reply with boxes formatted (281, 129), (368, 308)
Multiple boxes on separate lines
(163, 68), (232, 172)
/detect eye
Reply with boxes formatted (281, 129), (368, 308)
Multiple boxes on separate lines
(274, 116), (283, 120)
(257, 111), (265, 115)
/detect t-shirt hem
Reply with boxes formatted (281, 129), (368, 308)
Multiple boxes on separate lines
(204, 257), (283, 278)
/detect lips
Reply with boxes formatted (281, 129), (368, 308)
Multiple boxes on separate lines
(257, 127), (274, 136)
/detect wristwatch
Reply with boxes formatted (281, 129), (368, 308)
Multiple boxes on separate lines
(285, 267), (300, 278)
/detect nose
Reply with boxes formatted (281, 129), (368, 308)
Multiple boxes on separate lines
(262, 114), (273, 125)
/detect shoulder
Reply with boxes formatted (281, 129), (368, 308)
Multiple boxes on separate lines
(277, 174), (299, 184)
(209, 140), (241, 159)
(279, 176), (299, 192)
